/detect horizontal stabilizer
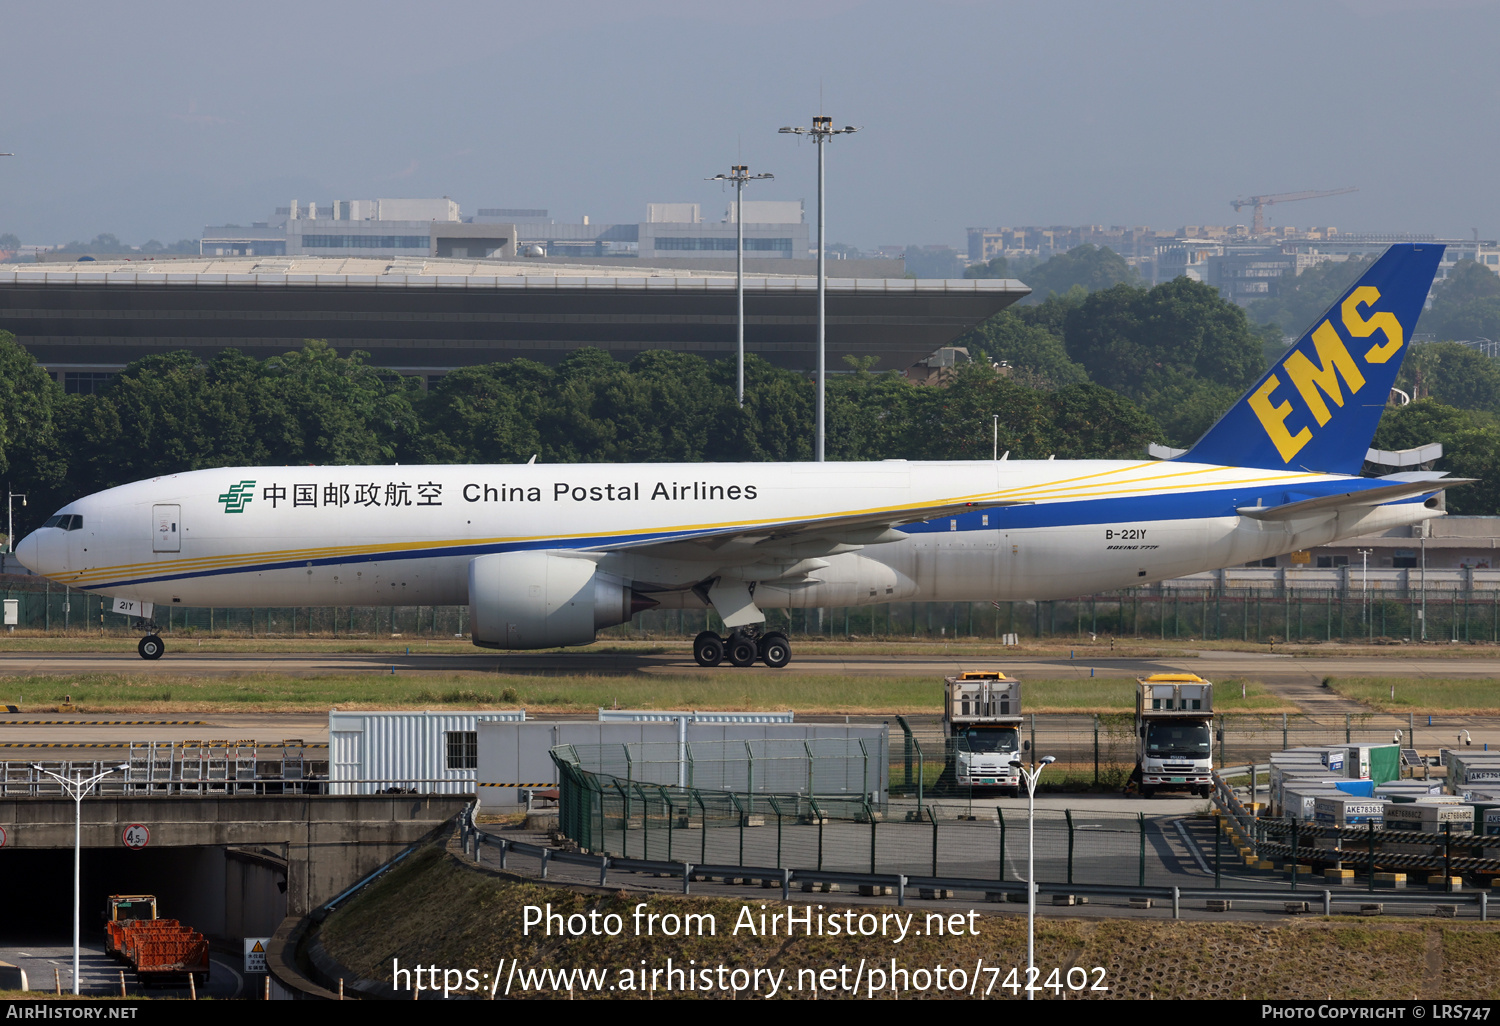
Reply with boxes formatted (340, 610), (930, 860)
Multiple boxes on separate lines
(1236, 475), (1469, 522)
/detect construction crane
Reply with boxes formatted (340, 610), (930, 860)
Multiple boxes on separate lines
(1229, 187), (1357, 235)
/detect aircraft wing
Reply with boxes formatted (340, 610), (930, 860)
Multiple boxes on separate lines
(590, 497), (1033, 560)
(1236, 474), (1471, 522)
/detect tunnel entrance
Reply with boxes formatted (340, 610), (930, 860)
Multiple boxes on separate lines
(2, 845), (286, 944)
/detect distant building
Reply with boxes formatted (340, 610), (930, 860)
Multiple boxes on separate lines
(203, 198), (813, 268)
(202, 198), (517, 261)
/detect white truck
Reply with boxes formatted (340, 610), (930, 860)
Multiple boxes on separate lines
(1133, 673), (1215, 798)
(944, 671), (1025, 796)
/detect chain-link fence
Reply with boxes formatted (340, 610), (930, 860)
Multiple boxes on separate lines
(553, 741), (1196, 886)
(4, 575), (1500, 642)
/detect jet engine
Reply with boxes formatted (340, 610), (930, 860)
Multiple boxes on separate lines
(468, 551), (653, 650)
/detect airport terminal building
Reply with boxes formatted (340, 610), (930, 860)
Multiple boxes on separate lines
(0, 255), (1027, 390)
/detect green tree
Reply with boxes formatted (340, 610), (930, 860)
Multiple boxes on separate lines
(1042, 383), (1162, 459)
(954, 310), (1089, 390)
(1246, 254), (1375, 335)
(0, 332), (68, 535)
(414, 360), (556, 464)
(963, 255), (1008, 279)
(1397, 342), (1500, 413)
(1019, 244), (1139, 304)
(1371, 399), (1500, 516)
(1422, 259), (1500, 342)
(1063, 277), (1265, 402)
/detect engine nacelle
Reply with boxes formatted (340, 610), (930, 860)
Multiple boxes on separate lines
(468, 551), (639, 650)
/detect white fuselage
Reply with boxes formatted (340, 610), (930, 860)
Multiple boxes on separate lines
(17, 458), (1440, 613)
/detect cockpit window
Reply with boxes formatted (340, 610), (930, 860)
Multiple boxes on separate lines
(43, 514), (83, 530)
(65, 515), (83, 531)
(42, 515), (64, 529)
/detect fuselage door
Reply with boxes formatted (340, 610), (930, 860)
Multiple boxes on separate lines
(153, 505), (181, 553)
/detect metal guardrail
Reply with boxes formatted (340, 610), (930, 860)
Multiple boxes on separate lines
(458, 807), (1490, 920)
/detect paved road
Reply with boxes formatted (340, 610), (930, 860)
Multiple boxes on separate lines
(0, 942), (243, 998)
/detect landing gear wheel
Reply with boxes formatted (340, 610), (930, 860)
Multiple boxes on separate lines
(727, 634), (759, 667)
(693, 633), (725, 667)
(138, 635), (165, 660)
(760, 632), (791, 668)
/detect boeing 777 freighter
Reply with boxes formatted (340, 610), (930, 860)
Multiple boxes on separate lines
(14, 244), (1461, 667)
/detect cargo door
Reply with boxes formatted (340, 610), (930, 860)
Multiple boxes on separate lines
(152, 505), (181, 553)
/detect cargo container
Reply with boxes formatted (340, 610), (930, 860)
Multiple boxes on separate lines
(1280, 785), (1346, 821)
(329, 709), (526, 795)
(1345, 744), (1402, 785)
(1314, 796), (1388, 827)
(1385, 802), (1474, 832)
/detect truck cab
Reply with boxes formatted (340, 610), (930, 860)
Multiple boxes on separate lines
(1134, 674), (1215, 798)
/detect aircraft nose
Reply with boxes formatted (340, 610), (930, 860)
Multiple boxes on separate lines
(13, 530), (40, 573)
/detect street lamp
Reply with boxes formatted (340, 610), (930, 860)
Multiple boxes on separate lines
(6, 486), (26, 555)
(1357, 548), (1373, 637)
(1009, 753), (1055, 1000)
(708, 165), (774, 405)
(33, 762), (128, 994)
(779, 116), (859, 461)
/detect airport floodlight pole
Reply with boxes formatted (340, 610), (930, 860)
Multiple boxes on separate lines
(708, 165), (774, 404)
(1010, 754), (1055, 1000)
(32, 763), (128, 994)
(6, 487), (25, 554)
(780, 117), (858, 461)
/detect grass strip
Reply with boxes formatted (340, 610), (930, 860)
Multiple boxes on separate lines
(1323, 676), (1500, 715)
(0, 673), (1294, 715)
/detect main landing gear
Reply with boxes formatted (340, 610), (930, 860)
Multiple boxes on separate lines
(692, 628), (791, 669)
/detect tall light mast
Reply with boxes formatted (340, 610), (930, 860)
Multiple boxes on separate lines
(708, 165), (773, 404)
(780, 116), (859, 461)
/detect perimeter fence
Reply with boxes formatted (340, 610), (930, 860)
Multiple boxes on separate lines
(5, 576), (1500, 644)
(552, 740), (1170, 886)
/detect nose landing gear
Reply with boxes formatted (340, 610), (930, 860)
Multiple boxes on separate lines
(132, 616), (165, 660)
(691, 628), (792, 668)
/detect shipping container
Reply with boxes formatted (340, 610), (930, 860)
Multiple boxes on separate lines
(329, 710), (526, 795)
(1313, 795), (1387, 827)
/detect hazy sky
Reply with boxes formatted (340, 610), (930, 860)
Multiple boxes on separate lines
(2, 0), (1496, 250)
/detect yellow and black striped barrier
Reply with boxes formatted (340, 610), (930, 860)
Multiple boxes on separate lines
(0, 720), (210, 726)
(0, 740), (330, 748)
(479, 782), (555, 788)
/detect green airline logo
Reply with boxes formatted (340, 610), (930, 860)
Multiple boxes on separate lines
(218, 480), (256, 513)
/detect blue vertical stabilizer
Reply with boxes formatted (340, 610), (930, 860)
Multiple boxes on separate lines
(1177, 243), (1444, 474)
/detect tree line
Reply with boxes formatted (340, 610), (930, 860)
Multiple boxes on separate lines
(4, 243), (1500, 538)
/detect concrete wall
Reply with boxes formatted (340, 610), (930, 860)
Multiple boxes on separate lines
(0, 795), (467, 917)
